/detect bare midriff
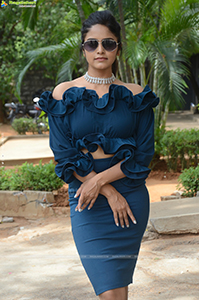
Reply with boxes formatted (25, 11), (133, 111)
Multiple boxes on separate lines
(81, 145), (114, 159)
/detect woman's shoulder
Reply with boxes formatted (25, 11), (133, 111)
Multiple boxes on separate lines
(113, 80), (159, 111)
(52, 77), (84, 100)
(114, 80), (143, 95)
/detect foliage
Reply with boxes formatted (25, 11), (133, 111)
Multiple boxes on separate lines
(177, 166), (199, 197)
(11, 117), (49, 135)
(0, 0), (76, 121)
(16, 0), (99, 93)
(158, 128), (199, 172)
(0, 161), (64, 191)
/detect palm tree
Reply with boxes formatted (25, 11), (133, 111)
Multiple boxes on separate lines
(120, 0), (199, 127)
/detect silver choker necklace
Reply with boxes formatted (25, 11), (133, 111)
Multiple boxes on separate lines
(84, 72), (116, 85)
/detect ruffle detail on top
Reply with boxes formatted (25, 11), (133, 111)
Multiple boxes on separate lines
(73, 133), (136, 154)
(110, 148), (151, 187)
(38, 88), (85, 116)
(38, 84), (159, 116)
(82, 85), (116, 114)
(54, 150), (94, 183)
(72, 133), (149, 186)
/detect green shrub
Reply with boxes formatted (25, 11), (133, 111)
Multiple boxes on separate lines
(0, 167), (12, 190)
(12, 118), (30, 134)
(177, 166), (199, 197)
(158, 128), (199, 172)
(12, 117), (48, 134)
(0, 160), (64, 191)
(154, 125), (166, 158)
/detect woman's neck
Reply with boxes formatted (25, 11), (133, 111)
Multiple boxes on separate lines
(87, 67), (113, 78)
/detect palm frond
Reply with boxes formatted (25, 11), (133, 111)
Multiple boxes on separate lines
(16, 35), (81, 96)
(148, 39), (189, 108)
(57, 47), (80, 83)
(21, 0), (46, 30)
(126, 39), (148, 69)
(16, 58), (36, 97)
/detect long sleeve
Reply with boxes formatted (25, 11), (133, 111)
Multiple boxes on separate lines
(38, 91), (94, 184)
(109, 105), (156, 187)
(48, 115), (94, 183)
(120, 107), (154, 181)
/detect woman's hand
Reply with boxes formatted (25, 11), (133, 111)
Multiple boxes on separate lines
(101, 185), (137, 228)
(75, 176), (102, 211)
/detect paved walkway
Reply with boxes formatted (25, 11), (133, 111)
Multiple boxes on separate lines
(0, 135), (53, 166)
(0, 213), (199, 300)
(166, 111), (199, 130)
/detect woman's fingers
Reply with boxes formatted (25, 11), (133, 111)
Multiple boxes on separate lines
(109, 197), (137, 228)
(76, 193), (87, 211)
(75, 191), (97, 211)
(81, 197), (96, 210)
(74, 186), (82, 198)
(115, 209), (136, 228)
(74, 178), (101, 211)
(113, 211), (119, 227)
(123, 211), (130, 228)
(87, 199), (96, 210)
(127, 206), (137, 224)
(118, 212), (125, 228)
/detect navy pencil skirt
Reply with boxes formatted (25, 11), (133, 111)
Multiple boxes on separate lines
(68, 157), (150, 296)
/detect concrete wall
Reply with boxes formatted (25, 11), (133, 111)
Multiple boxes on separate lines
(20, 68), (55, 105)
(0, 190), (55, 219)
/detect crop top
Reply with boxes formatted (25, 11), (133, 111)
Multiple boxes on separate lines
(38, 84), (159, 187)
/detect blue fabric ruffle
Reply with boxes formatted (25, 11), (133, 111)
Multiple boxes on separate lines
(38, 84), (159, 116)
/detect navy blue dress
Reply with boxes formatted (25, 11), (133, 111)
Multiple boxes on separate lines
(39, 84), (159, 295)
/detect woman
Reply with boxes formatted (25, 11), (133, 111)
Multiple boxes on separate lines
(39, 10), (159, 300)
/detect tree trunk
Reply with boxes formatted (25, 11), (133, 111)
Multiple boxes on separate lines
(153, 58), (158, 94)
(74, 0), (85, 24)
(153, 59), (163, 128)
(0, 100), (4, 124)
(118, 57), (126, 82)
(132, 68), (138, 84)
(161, 100), (170, 128)
(140, 64), (146, 87)
(189, 67), (199, 104)
(117, 0), (132, 83)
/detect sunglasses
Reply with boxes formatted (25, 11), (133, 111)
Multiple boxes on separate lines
(82, 39), (120, 52)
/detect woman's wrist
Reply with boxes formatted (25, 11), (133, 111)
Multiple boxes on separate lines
(95, 172), (107, 188)
(100, 184), (115, 198)
(93, 160), (125, 188)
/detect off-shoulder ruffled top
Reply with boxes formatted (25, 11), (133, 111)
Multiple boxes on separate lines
(39, 84), (159, 186)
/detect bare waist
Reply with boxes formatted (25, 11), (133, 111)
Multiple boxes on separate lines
(81, 145), (114, 159)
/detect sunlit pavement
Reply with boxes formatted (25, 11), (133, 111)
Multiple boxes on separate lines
(0, 212), (199, 300)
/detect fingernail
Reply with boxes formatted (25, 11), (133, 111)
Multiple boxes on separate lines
(79, 208), (82, 212)
(88, 207), (91, 210)
(116, 223), (119, 227)
(75, 207), (78, 212)
(127, 224), (129, 228)
(74, 193), (77, 198)
(122, 225), (124, 228)
(133, 220), (137, 224)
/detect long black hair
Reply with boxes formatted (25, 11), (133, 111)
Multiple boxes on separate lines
(81, 10), (122, 75)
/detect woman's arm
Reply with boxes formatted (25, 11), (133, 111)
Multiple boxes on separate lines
(74, 159), (125, 207)
(74, 160), (137, 228)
